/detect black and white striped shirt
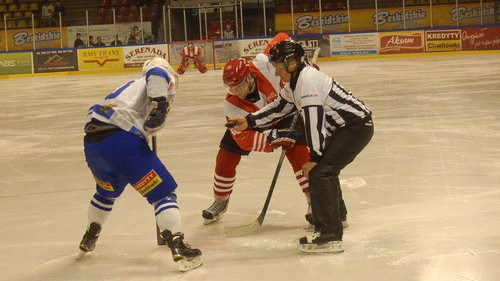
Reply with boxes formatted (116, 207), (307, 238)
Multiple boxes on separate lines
(246, 65), (371, 162)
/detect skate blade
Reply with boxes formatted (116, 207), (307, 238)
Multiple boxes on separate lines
(178, 256), (202, 272)
(299, 241), (344, 253)
(203, 214), (224, 225)
(76, 250), (88, 261)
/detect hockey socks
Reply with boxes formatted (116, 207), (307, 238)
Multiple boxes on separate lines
(87, 193), (115, 227)
(212, 148), (240, 200)
(154, 194), (181, 234)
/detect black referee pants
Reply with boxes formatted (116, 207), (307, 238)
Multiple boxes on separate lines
(309, 117), (374, 238)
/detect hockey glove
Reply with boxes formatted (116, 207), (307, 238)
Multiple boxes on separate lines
(144, 97), (169, 133)
(267, 129), (297, 149)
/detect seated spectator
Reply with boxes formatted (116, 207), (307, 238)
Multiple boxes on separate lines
(74, 33), (86, 48)
(95, 37), (106, 46)
(126, 34), (137, 45)
(148, 34), (159, 43)
(110, 34), (123, 45)
(88, 35), (96, 47)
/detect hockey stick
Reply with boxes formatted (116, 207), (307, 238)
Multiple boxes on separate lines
(152, 136), (167, 245)
(226, 111), (301, 237)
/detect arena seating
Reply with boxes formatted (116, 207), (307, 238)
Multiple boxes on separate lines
(96, 0), (161, 23)
(0, 1), (39, 28)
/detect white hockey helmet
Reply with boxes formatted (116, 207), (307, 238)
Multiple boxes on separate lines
(142, 57), (177, 88)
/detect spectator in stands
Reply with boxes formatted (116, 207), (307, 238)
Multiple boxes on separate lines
(95, 37), (106, 47)
(54, 0), (66, 25)
(110, 34), (123, 46)
(126, 32), (138, 45)
(223, 23), (234, 39)
(125, 26), (142, 45)
(41, 1), (55, 27)
(74, 33), (86, 48)
(148, 34), (159, 43)
(88, 36), (96, 47)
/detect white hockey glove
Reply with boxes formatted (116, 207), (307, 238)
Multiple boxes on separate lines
(144, 97), (170, 133)
(267, 128), (297, 149)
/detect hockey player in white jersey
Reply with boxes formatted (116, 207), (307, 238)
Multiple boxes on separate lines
(228, 41), (374, 253)
(78, 58), (202, 271)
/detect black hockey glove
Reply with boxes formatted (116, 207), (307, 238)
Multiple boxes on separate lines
(267, 129), (297, 149)
(144, 97), (169, 133)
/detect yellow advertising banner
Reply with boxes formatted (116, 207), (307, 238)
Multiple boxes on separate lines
(275, 3), (496, 34)
(0, 27), (68, 51)
(425, 30), (462, 52)
(78, 48), (123, 71)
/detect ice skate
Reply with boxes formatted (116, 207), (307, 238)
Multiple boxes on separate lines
(299, 231), (344, 253)
(202, 199), (229, 225)
(162, 230), (202, 272)
(77, 222), (101, 259)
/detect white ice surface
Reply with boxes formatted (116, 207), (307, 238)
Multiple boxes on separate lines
(1, 53), (499, 281)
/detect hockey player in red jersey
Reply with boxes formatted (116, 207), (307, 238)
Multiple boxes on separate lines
(176, 42), (207, 74)
(201, 50), (314, 225)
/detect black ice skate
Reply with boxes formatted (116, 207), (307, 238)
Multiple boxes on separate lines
(162, 230), (202, 272)
(77, 222), (101, 259)
(299, 231), (344, 253)
(202, 199), (229, 225)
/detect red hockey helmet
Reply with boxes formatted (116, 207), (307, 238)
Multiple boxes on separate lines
(222, 58), (251, 88)
(264, 32), (292, 55)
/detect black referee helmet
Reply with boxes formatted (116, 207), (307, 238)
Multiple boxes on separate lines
(268, 41), (305, 66)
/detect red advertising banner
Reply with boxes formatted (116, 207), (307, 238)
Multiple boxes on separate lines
(379, 31), (424, 54)
(461, 27), (500, 51)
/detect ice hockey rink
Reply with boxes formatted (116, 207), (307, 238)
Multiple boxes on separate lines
(1, 52), (499, 281)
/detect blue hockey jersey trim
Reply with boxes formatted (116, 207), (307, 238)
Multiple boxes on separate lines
(105, 80), (134, 100)
(128, 126), (141, 136)
(145, 67), (171, 84)
(90, 104), (115, 119)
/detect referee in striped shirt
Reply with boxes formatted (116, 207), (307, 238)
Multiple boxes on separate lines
(229, 41), (374, 253)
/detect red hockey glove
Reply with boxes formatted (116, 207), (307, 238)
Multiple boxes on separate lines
(267, 129), (297, 149)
